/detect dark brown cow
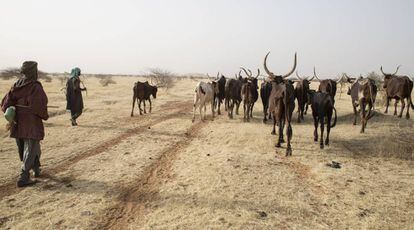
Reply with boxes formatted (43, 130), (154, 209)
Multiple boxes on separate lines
(240, 67), (259, 121)
(313, 68), (337, 101)
(264, 52), (297, 156)
(225, 73), (243, 119)
(131, 81), (158, 117)
(214, 73), (226, 115)
(294, 71), (314, 123)
(260, 80), (272, 123)
(347, 77), (377, 133)
(381, 66), (414, 119)
(308, 91), (337, 149)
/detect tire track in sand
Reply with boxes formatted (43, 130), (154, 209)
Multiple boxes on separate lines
(0, 100), (192, 200)
(94, 120), (208, 230)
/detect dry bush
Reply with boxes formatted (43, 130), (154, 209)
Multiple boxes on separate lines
(98, 76), (117, 87)
(0, 67), (51, 82)
(59, 76), (69, 86)
(146, 68), (175, 90)
(0, 68), (20, 80)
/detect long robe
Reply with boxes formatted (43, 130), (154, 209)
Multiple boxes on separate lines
(66, 77), (84, 115)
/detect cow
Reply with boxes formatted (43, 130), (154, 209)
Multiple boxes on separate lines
(192, 81), (219, 122)
(263, 52), (297, 156)
(347, 77), (377, 133)
(313, 67), (338, 101)
(214, 74), (226, 115)
(260, 81), (272, 123)
(131, 81), (158, 117)
(225, 72), (243, 119)
(308, 91), (337, 149)
(294, 71), (314, 123)
(380, 65), (414, 119)
(240, 67), (260, 121)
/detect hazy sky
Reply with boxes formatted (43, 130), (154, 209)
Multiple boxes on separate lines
(1, 0), (413, 77)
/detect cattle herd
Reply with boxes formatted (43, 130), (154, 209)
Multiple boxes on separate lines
(130, 53), (414, 156)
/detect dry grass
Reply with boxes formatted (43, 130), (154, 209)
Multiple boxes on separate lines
(0, 78), (413, 229)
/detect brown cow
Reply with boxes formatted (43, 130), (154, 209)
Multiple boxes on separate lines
(313, 68), (337, 101)
(381, 65), (414, 119)
(131, 81), (157, 117)
(264, 52), (297, 156)
(347, 77), (377, 133)
(294, 71), (314, 123)
(240, 67), (259, 121)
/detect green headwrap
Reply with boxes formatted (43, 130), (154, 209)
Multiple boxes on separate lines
(70, 67), (81, 79)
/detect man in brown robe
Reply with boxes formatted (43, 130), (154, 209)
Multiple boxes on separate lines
(1, 61), (49, 187)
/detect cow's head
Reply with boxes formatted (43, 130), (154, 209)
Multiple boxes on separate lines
(380, 65), (400, 88)
(295, 71), (313, 90)
(152, 86), (158, 99)
(264, 52), (297, 84)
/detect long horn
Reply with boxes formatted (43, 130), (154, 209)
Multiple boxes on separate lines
(207, 73), (211, 80)
(282, 52), (297, 79)
(216, 72), (220, 79)
(392, 65), (401, 75)
(380, 66), (386, 75)
(295, 70), (303, 80)
(308, 75), (315, 81)
(263, 52), (274, 77)
(255, 68), (260, 78)
(238, 70), (242, 78)
(313, 67), (321, 81)
(240, 67), (251, 77)
(248, 69), (252, 77)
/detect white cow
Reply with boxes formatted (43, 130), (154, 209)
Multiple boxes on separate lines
(192, 81), (219, 122)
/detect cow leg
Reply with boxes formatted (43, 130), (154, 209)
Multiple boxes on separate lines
(280, 119), (285, 143)
(217, 101), (221, 115)
(243, 101), (247, 121)
(286, 121), (293, 156)
(399, 99), (405, 118)
(148, 98), (152, 113)
(143, 100), (147, 114)
(297, 106), (301, 123)
(263, 104), (267, 123)
(236, 101), (240, 115)
(138, 99), (143, 115)
(384, 97), (390, 114)
(276, 119), (284, 148)
(325, 111), (331, 146)
(131, 95), (136, 117)
(271, 115), (276, 135)
(360, 100), (366, 133)
(304, 103), (308, 115)
(211, 100), (215, 120)
(406, 97), (411, 119)
(203, 103), (207, 121)
(313, 114), (318, 142)
(250, 102), (254, 118)
(192, 95), (198, 122)
(394, 99), (399, 116)
(319, 115), (325, 149)
(352, 105), (357, 125)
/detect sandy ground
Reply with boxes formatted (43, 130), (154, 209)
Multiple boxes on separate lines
(0, 77), (413, 229)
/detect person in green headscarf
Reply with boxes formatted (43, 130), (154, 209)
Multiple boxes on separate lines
(66, 67), (86, 126)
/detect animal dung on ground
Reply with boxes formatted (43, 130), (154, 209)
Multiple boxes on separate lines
(326, 161), (341, 169)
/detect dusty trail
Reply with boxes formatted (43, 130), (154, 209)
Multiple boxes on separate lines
(0, 100), (192, 200)
(95, 120), (207, 229)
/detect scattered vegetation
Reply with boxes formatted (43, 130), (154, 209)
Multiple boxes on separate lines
(96, 75), (117, 87)
(146, 68), (175, 90)
(0, 67), (52, 82)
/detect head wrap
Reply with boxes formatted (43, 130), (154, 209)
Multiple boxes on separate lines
(14, 61), (38, 88)
(70, 67), (81, 79)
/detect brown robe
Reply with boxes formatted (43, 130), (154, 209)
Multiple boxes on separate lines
(1, 81), (49, 140)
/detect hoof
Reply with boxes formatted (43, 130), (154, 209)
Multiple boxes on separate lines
(275, 143), (281, 148)
(320, 144), (324, 149)
(286, 148), (292, 156)
(271, 131), (276, 135)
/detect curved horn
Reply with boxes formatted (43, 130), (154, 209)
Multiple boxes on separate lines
(282, 52), (297, 79)
(392, 65), (401, 75)
(207, 73), (211, 80)
(216, 72), (220, 79)
(313, 67), (321, 81)
(248, 69), (252, 77)
(255, 68), (260, 78)
(295, 70), (303, 80)
(240, 67), (251, 77)
(380, 66), (386, 75)
(263, 52), (274, 77)
(238, 70), (242, 78)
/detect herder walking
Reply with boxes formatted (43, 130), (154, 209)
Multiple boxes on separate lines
(1, 61), (49, 187)
(66, 67), (86, 126)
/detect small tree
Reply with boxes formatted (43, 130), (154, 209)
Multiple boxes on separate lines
(147, 68), (175, 90)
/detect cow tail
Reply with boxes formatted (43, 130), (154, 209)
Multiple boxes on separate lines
(408, 81), (414, 109)
(330, 106), (337, 128)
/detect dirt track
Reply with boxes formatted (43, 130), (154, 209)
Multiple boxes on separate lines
(0, 77), (413, 229)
